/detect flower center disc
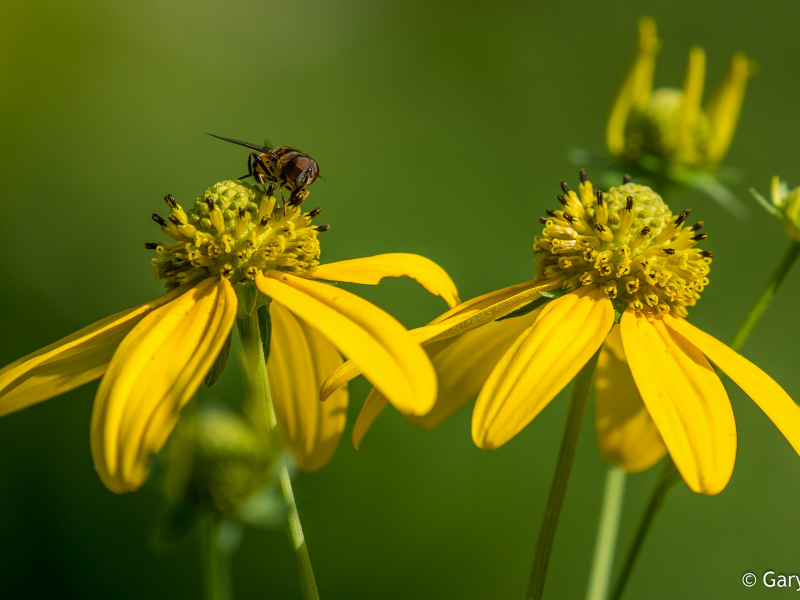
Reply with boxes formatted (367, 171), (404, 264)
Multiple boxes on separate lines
(533, 177), (711, 318)
(150, 181), (326, 289)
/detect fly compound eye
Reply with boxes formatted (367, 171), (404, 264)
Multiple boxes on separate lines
(286, 156), (319, 186)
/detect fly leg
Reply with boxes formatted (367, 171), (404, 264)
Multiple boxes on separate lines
(252, 153), (278, 196)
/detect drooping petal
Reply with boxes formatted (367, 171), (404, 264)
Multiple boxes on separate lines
(620, 312), (736, 495)
(351, 308), (542, 449)
(0, 283), (194, 417)
(666, 316), (800, 459)
(318, 320), (454, 403)
(319, 279), (556, 402)
(91, 278), (237, 494)
(267, 302), (347, 472)
(705, 52), (752, 163)
(352, 389), (389, 451)
(472, 286), (614, 450)
(307, 254), (461, 308)
(606, 17), (660, 156)
(410, 308), (542, 430)
(595, 325), (667, 473)
(256, 272), (436, 416)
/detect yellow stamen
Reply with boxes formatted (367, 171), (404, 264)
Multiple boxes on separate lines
(149, 181), (323, 289)
(533, 175), (711, 318)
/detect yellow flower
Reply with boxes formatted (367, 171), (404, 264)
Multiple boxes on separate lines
(0, 180), (459, 493)
(328, 173), (800, 496)
(607, 17), (754, 170)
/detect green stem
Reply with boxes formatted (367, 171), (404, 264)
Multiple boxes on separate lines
(237, 311), (320, 600)
(585, 467), (627, 600)
(527, 349), (601, 600)
(200, 516), (231, 600)
(609, 460), (681, 600)
(729, 241), (800, 352)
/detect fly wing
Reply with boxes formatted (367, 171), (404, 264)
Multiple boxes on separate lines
(207, 133), (268, 154)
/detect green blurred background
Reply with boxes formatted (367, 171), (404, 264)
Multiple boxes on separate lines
(1, 1), (799, 598)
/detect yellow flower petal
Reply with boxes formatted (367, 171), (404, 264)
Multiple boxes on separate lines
(607, 17), (660, 156)
(676, 47), (706, 161)
(256, 272), (436, 416)
(472, 286), (614, 450)
(0, 283), (194, 417)
(352, 388), (389, 451)
(666, 316), (800, 459)
(595, 325), (666, 473)
(705, 52), (753, 163)
(410, 308), (542, 430)
(319, 279), (553, 404)
(308, 253), (461, 308)
(620, 312), (736, 495)
(427, 279), (551, 329)
(267, 302), (348, 472)
(351, 308), (543, 449)
(318, 321), (453, 403)
(91, 278), (237, 493)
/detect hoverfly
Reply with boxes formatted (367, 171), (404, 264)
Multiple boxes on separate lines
(208, 134), (320, 205)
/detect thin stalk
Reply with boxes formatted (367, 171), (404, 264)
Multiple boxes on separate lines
(609, 460), (681, 600)
(200, 516), (231, 600)
(527, 349), (601, 600)
(237, 311), (320, 600)
(585, 467), (627, 600)
(730, 241), (800, 352)
(609, 240), (800, 599)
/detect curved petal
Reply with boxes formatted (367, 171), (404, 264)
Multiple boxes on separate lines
(472, 286), (614, 450)
(320, 279), (556, 402)
(256, 272), (436, 416)
(319, 321), (454, 403)
(0, 283), (194, 417)
(267, 302), (348, 472)
(308, 254), (461, 308)
(620, 312), (736, 495)
(351, 308), (543, 449)
(606, 17), (660, 156)
(705, 52), (752, 163)
(410, 308), (543, 430)
(595, 325), (667, 473)
(352, 389), (389, 451)
(666, 316), (800, 459)
(91, 278), (237, 493)
(676, 47), (706, 161)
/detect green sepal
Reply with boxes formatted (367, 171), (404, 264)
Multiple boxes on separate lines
(749, 187), (783, 219)
(497, 287), (569, 322)
(257, 303), (272, 361)
(611, 299), (628, 324)
(203, 332), (232, 387)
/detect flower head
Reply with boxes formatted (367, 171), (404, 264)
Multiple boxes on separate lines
(0, 180), (459, 493)
(330, 173), (800, 496)
(150, 181), (322, 288)
(598, 17), (756, 217)
(167, 404), (273, 516)
(608, 17), (754, 170)
(533, 173), (710, 318)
